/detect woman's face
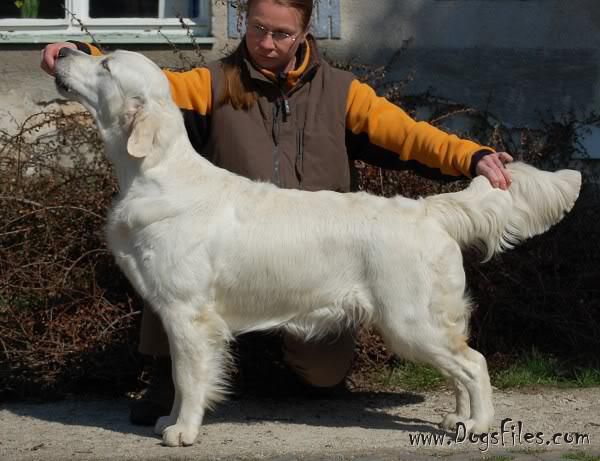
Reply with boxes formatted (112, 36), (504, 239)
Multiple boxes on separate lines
(245, 0), (307, 73)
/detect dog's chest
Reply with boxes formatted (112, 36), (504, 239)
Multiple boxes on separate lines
(106, 200), (215, 304)
(106, 215), (156, 282)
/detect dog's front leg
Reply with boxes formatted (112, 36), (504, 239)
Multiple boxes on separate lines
(156, 303), (230, 447)
(154, 389), (181, 436)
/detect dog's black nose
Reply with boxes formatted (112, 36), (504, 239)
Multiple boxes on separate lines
(57, 47), (74, 59)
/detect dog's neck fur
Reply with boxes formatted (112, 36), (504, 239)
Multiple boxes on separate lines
(102, 132), (144, 192)
(99, 102), (213, 194)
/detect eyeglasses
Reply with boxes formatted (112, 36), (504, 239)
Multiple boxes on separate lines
(247, 23), (298, 45)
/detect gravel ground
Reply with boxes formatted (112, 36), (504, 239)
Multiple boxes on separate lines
(1, 387), (599, 460)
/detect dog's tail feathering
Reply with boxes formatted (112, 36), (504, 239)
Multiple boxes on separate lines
(424, 162), (582, 261)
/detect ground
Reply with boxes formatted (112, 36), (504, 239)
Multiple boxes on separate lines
(1, 387), (599, 461)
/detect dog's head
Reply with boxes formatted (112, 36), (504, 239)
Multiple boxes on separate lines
(55, 48), (173, 158)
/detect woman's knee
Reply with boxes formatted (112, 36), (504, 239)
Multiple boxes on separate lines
(282, 330), (355, 388)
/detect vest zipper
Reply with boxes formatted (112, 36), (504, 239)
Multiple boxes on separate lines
(295, 128), (304, 189)
(271, 98), (282, 186)
(271, 79), (291, 186)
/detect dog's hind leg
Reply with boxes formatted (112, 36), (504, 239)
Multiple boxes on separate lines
(436, 345), (494, 433)
(375, 310), (494, 434)
(440, 376), (470, 429)
(156, 303), (231, 447)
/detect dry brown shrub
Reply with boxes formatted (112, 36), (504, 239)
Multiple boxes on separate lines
(1, 43), (599, 401)
(0, 108), (141, 400)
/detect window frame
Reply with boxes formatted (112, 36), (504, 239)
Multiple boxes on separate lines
(0, 0), (213, 44)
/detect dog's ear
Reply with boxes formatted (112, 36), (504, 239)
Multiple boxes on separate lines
(126, 97), (160, 159)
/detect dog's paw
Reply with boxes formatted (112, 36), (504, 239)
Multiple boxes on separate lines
(441, 416), (491, 435)
(154, 415), (175, 435)
(440, 413), (462, 431)
(465, 418), (492, 434)
(162, 424), (199, 447)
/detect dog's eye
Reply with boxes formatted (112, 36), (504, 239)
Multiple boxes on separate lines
(101, 59), (111, 72)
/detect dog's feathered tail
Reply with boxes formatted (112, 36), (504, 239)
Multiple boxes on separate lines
(424, 162), (582, 261)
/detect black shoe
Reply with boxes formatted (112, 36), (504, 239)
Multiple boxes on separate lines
(129, 357), (174, 426)
(304, 380), (352, 400)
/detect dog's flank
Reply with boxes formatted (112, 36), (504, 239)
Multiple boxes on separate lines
(54, 48), (581, 447)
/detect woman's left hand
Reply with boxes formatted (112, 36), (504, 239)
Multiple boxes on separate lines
(475, 151), (514, 190)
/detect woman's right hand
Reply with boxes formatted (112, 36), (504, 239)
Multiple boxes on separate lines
(41, 42), (78, 75)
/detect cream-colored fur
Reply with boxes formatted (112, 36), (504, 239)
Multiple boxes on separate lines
(54, 49), (582, 447)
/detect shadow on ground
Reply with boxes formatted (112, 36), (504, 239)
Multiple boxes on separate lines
(3, 390), (449, 441)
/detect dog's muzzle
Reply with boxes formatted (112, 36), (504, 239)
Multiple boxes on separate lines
(54, 47), (80, 95)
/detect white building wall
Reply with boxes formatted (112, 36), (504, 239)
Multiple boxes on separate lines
(1, 0), (599, 153)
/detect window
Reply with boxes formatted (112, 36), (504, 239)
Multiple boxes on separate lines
(0, 0), (212, 44)
(0, 1), (64, 19)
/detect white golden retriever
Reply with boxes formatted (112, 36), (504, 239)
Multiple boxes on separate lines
(54, 48), (581, 447)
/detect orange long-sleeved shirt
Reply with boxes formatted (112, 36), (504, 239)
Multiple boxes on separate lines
(75, 40), (493, 178)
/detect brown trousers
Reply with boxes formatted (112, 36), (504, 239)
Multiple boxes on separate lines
(139, 306), (355, 388)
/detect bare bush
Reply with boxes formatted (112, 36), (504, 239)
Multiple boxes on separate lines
(1, 36), (598, 400)
(0, 108), (141, 400)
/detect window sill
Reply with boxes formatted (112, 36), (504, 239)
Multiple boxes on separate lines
(0, 32), (216, 45)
